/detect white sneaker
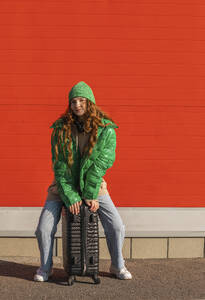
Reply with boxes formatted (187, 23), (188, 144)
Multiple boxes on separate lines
(34, 268), (53, 282)
(110, 265), (132, 280)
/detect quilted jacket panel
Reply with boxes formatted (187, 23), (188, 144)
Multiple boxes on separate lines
(50, 118), (118, 207)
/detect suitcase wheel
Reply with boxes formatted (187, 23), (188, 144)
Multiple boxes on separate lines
(68, 275), (75, 286)
(92, 274), (101, 284)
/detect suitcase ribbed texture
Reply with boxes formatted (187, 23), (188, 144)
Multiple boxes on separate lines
(62, 203), (100, 284)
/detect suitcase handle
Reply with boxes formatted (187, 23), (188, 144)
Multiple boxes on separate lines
(62, 199), (98, 212)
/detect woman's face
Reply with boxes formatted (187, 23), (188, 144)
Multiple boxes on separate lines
(70, 97), (87, 117)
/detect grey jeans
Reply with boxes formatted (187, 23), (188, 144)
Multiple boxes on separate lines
(35, 191), (125, 272)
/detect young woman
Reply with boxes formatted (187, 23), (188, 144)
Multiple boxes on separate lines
(34, 81), (132, 281)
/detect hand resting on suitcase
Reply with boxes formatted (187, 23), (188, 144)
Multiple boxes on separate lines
(69, 199), (99, 215)
(69, 200), (82, 215)
(85, 200), (99, 212)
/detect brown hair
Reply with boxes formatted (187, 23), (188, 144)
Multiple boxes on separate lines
(51, 100), (115, 167)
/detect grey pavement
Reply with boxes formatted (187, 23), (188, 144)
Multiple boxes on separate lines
(0, 256), (205, 300)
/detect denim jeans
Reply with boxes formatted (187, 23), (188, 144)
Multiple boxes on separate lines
(35, 191), (125, 272)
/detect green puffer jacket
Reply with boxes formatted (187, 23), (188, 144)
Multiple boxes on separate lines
(50, 118), (118, 207)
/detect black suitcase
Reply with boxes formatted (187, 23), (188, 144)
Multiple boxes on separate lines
(62, 202), (100, 285)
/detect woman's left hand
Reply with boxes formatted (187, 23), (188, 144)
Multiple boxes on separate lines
(85, 200), (99, 212)
(69, 200), (82, 215)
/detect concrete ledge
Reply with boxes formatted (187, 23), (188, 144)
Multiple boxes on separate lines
(168, 238), (204, 258)
(0, 237), (204, 259)
(132, 238), (167, 259)
(0, 238), (39, 257)
(1, 207), (204, 259)
(1, 207), (205, 237)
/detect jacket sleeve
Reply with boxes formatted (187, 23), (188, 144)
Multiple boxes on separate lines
(51, 128), (81, 207)
(82, 127), (117, 200)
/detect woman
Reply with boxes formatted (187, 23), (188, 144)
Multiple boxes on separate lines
(34, 81), (132, 281)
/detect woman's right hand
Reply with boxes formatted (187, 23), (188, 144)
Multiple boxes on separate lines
(85, 200), (99, 212)
(69, 200), (82, 215)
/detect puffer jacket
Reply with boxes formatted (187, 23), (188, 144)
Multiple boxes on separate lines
(50, 118), (118, 207)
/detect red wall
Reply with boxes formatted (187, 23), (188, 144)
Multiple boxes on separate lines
(1, 0), (205, 207)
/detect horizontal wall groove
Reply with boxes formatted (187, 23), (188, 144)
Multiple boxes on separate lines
(2, 63), (205, 67)
(2, 134), (205, 137)
(2, 25), (205, 29)
(2, 37), (205, 41)
(1, 158), (205, 161)
(2, 1), (205, 5)
(1, 49), (205, 54)
(3, 146), (205, 149)
(0, 73), (205, 77)
(0, 96), (205, 103)
(2, 60), (205, 66)
(2, 72), (205, 77)
(2, 1), (205, 3)
(1, 12), (205, 16)
(1, 85), (205, 88)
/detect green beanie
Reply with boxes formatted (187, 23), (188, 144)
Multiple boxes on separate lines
(69, 81), (95, 104)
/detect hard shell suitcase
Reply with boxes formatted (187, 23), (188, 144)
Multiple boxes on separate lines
(62, 202), (100, 285)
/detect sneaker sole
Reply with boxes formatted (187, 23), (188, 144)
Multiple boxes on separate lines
(34, 275), (49, 282)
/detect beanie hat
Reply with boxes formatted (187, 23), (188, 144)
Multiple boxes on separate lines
(69, 81), (95, 104)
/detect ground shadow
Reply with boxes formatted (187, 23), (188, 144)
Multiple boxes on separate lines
(0, 260), (66, 283)
(0, 260), (113, 285)
(99, 271), (114, 278)
(47, 270), (114, 286)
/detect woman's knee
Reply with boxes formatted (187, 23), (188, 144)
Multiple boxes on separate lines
(110, 220), (125, 236)
(35, 220), (57, 238)
(35, 200), (62, 238)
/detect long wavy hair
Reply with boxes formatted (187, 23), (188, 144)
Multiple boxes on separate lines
(51, 99), (115, 167)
